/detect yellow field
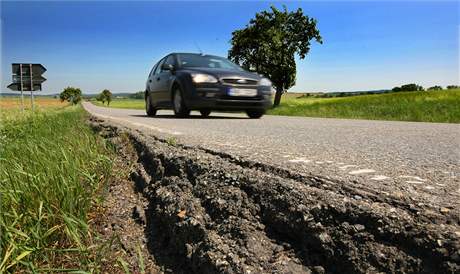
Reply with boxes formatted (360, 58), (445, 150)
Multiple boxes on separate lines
(0, 96), (68, 110)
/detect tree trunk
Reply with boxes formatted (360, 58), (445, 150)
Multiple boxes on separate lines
(273, 87), (283, 107)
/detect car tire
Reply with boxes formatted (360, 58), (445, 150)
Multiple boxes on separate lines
(145, 93), (157, 117)
(173, 87), (190, 118)
(246, 110), (265, 119)
(200, 109), (211, 118)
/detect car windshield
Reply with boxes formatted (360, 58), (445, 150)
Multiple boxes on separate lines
(177, 54), (244, 71)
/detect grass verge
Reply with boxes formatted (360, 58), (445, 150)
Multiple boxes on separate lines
(0, 105), (113, 272)
(268, 89), (460, 123)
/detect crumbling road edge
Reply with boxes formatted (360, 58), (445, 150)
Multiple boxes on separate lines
(89, 116), (460, 274)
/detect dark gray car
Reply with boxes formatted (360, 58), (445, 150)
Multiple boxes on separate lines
(145, 53), (272, 118)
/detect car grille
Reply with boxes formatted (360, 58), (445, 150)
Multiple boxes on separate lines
(221, 78), (258, 85)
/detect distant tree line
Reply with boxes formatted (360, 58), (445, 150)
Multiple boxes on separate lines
(392, 84), (459, 92)
(128, 91), (144, 99)
(392, 84), (424, 92)
(427, 86), (442, 91)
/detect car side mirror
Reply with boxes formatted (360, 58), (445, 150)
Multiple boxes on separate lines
(161, 63), (174, 71)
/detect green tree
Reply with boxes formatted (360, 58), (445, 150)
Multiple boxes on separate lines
(96, 94), (105, 104)
(427, 86), (443, 91)
(59, 87), (82, 105)
(228, 6), (322, 107)
(446, 85), (459, 90)
(100, 89), (112, 105)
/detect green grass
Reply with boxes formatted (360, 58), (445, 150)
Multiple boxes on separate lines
(90, 89), (460, 123)
(0, 105), (113, 272)
(92, 98), (145, 110)
(268, 89), (460, 123)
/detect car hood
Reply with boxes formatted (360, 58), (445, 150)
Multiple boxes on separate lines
(181, 68), (263, 81)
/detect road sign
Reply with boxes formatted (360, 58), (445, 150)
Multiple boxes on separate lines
(7, 63), (47, 111)
(8, 63), (47, 91)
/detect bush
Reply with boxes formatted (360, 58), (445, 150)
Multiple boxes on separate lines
(446, 85), (459, 90)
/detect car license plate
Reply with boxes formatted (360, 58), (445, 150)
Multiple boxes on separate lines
(228, 88), (257, 97)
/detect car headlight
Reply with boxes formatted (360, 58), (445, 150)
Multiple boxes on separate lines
(191, 73), (218, 83)
(259, 78), (272, 86)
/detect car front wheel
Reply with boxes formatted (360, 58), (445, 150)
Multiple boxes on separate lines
(173, 87), (190, 118)
(246, 110), (265, 119)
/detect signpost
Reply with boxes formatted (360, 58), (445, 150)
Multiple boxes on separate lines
(7, 63), (47, 111)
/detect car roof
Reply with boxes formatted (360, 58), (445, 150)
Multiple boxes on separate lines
(170, 52), (222, 58)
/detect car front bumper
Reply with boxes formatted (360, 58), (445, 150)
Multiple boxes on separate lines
(185, 83), (272, 110)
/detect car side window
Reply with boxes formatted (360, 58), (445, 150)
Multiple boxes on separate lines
(149, 62), (158, 77)
(162, 55), (175, 71)
(154, 58), (165, 75)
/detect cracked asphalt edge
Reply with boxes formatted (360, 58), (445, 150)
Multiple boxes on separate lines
(88, 115), (460, 273)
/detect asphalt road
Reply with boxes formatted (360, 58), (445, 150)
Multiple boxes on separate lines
(83, 102), (460, 209)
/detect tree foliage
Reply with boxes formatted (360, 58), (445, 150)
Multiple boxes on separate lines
(228, 5), (322, 106)
(98, 89), (113, 105)
(59, 87), (82, 105)
(446, 85), (459, 90)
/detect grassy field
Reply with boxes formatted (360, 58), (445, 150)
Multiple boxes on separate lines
(268, 89), (460, 123)
(90, 89), (460, 123)
(92, 98), (144, 109)
(0, 96), (67, 110)
(0, 103), (113, 272)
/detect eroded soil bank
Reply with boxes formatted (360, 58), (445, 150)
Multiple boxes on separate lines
(89, 117), (460, 274)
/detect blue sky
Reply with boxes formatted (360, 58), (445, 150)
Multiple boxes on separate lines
(1, 1), (458, 94)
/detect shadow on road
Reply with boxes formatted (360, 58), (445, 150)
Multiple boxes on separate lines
(129, 114), (248, 120)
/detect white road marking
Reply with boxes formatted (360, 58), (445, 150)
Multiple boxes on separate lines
(282, 155), (290, 158)
(315, 161), (324, 164)
(326, 160), (334, 164)
(339, 165), (358, 170)
(349, 169), (375, 175)
(406, 181), (424, 184)
(370, 175), (390, 181)
(399, 175), (426, 181)
(424, 186), (435, 190)
(288, 158), (311, 164)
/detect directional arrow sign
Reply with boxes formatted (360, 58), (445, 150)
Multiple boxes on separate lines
(8, 63), (47, 91)
(7, 83), (21, 91)
(31, 64), (46, 76)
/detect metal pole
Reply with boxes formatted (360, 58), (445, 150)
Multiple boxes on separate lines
(30, 64), (34, 111)
(19, 64), (24, 112)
